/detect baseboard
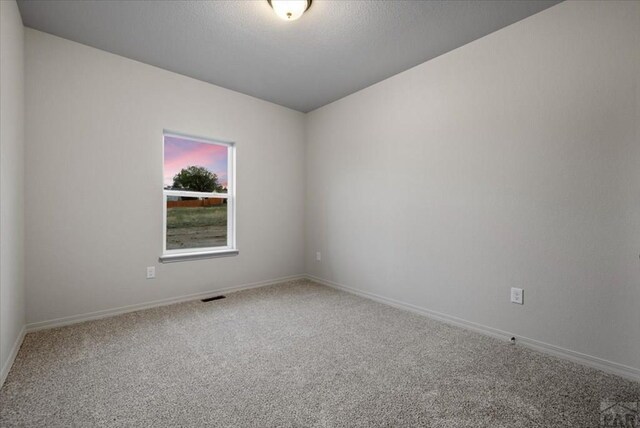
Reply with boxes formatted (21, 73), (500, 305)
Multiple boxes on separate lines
(1, 325), (26, 388)
(26, 274), (305, 333)
(19, 273), (640, 382)
(306, 274), (640, 383)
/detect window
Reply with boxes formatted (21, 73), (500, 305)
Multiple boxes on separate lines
(160, 131), (236, 262)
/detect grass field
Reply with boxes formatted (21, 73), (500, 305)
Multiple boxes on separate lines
(166, 205), (227, 249)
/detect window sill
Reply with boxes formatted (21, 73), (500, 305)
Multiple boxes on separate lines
(159, 249), (239, 263)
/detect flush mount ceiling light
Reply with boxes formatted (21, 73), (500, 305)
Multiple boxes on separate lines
(268, 0), (312, 21)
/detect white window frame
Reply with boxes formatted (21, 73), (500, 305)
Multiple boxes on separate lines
(159, 131), (237, 263)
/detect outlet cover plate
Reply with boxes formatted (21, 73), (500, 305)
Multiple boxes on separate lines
(511, 287), (523, 304)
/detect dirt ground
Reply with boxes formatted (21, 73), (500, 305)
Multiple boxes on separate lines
(166, 205), (227, 249)
(166, 225), (227, 250)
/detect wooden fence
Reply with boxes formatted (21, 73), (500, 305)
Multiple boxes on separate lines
(167, 198), (225, 208)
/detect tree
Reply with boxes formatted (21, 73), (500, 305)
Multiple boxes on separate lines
(172, 166), (222, 192)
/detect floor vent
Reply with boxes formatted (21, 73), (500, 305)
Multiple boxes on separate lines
(201, 295), (226, 302)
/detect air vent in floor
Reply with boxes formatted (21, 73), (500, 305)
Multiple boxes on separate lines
(201, 295), (226, 302)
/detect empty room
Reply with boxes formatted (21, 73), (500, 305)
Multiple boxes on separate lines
(1, 0), (639, 426)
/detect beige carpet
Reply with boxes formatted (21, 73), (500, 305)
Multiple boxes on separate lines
(1, 279), (638, 427)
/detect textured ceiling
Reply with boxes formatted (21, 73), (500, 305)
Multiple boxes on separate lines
(17, 0), (560, 112)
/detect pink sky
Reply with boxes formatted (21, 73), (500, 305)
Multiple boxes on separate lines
(164, 135), (228, 188)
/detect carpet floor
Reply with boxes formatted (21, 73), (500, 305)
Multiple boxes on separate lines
(1, 279), (638, 427)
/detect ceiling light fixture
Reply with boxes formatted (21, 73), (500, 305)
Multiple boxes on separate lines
(268, 0), (312, 21)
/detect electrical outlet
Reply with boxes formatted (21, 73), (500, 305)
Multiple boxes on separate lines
(316, 251), (321, 262)
(510, 287), (523, 304)
(146, 266), (156, 279)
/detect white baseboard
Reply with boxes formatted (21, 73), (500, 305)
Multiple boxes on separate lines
(306, 274), (640, 383)
(16, 273), (640, 383)
(26, 274), (306, 333)
(1, 325), (26, 388)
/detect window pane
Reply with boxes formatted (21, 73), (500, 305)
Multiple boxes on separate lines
(166, 197), (227, 250)
(164, 135), (228, 193)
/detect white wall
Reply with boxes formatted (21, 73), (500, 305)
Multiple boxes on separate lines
(0, 0), (26, 382)
(305, 1), (640, 372)
(25, 29), (306, 324)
